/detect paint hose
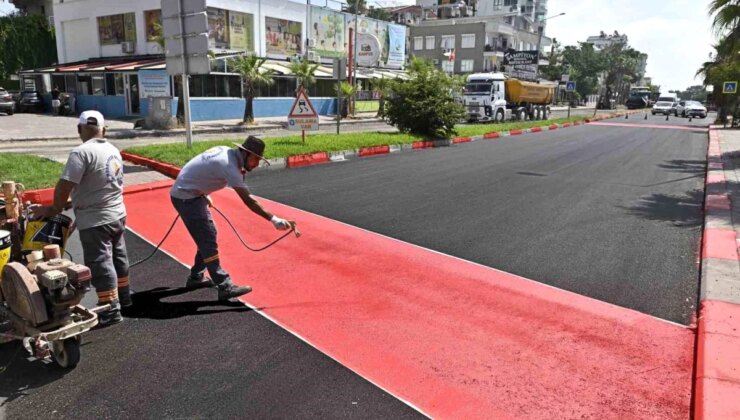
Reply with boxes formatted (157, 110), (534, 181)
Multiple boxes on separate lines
(129, 206), (299, 269)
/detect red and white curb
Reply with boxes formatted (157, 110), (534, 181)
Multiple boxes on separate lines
(695, 127), (740, 419)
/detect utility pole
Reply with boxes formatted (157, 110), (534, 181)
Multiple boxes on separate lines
(533, 12), (565, 82)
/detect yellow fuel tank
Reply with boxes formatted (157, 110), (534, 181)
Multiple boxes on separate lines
(505, 79), (554, 104)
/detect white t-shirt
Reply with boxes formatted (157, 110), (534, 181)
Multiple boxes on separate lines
(61, 138), (126, 230)
(170, 146), (247, 199)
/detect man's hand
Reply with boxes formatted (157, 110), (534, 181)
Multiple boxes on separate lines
(271, 215), (291, 231)
(29, 205), (56, 220)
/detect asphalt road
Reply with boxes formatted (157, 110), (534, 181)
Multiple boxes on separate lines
(0, 232), (422, 419)
(244, 113), (710, 325)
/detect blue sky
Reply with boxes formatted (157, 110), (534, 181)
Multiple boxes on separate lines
(2, 0), (717, 91)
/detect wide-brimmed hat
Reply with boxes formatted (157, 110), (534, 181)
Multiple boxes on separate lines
(233, 136), (268, 164)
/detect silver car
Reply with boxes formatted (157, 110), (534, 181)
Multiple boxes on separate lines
(683, 100), (707, 118)
(0, 88), (15, 115)
(652, 101), (674, 115)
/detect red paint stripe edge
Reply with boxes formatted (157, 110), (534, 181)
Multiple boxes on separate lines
(412, 141), (434, 149)
(359, 145), (391, 157)
(703, 228), (740, 261)
(483, 132), (500, 139)
(549, 124), (559, 130)
(510, 129), (523, 135)
(453, 137), (472, 144)
(530, 127), (542, 133)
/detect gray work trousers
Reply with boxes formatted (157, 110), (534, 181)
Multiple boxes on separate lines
(171, 195), (231, 285)
(78, 217), (129, 302)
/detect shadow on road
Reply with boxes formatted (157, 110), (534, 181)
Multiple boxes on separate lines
(121, 286), (251, 320)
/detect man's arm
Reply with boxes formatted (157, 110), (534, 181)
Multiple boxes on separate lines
(234, 186), (273, 221)
(31, 179), (76, 219)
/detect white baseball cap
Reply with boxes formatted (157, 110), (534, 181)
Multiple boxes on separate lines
(79, 110), (105, 127)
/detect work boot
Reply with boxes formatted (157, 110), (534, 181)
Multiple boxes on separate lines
(185, 275), (215, 289)
(217, 281), (252, 301)
(96, 300), (123, 328)
(119, 288), (133, 308)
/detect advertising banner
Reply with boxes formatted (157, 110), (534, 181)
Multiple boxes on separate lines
(386, 24), (406, 69)
(346, 16), (397, 67)
(138, 70), (171, 98)
(98, 13), (136, 45)
(207, 7), (229, 50)
(310, 7), (345, 58)
(265, 17), (302, 56)
(356, 33), (380, 67)
(503, 50), (538, 66)
(229, 11), (254, 52)
(145, 10), (162, 42)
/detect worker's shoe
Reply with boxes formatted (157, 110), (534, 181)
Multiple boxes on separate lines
(119, 289), (133, 308)
(96, 300), (123, 328)
(185, 275), (215, 289)
(217, 281), (252, 301)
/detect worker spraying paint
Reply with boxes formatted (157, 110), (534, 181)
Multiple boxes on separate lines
(170, 136), (294, 301)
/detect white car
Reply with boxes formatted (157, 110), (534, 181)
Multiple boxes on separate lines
(682, 101), (707, 118)
(652, 101), (674, 115)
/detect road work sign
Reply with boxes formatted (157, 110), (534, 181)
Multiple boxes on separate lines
(723, 81), (737, 94)
(288, 88), (319, 131)
(566, 81), (576, 92)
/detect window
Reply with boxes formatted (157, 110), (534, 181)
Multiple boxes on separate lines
(461, 34), (475, 49)
(114, 74), (124, 95)
(188, 75), (243, 98)
(460, 60), (474, 72)
(414, 36), (424, 50)
(425, 36), (435, 50)
(65, 75), (77, 94)
(441, 35), (455, 49)
(77, 75), (92, 95)
(52, 75), (67, 92)
(97, 13), (136, 45)
(92, 75), (105, 96)
(441, 61), (454, 73)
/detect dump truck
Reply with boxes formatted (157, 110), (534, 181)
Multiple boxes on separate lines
(461, 73), (555, 122)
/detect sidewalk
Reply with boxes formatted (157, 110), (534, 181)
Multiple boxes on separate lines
(0, 112), (382, 142)
(695, 127), (740, 419)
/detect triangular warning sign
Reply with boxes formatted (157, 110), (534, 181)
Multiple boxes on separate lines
(288, 88), (318, 118)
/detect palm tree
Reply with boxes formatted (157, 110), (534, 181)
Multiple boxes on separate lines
(370, 76), (391, 118)
(708, 0), (740, 41)
(336, 81), (358, 118)
(229, 54), (275, 124)
(288, 58), (320, 94)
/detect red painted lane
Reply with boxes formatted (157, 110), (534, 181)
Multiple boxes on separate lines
(588, 122), (710, 131)
(125, 186), (694, 419)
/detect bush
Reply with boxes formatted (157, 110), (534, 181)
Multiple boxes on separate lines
(385, 59), (466, 139)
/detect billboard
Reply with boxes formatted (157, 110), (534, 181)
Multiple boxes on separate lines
(345, 16), (406, 68)
(207, 7), (229, 50)
(310, 8), (345, 58)
(229, 11), (254, 52)
(98, 13), (136, 45)
(503, 50), (538, 66)
(386, 24), (406, 69)
(265, 17), (302, 56)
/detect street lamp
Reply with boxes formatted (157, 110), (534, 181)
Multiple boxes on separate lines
(534, 12), (565, 81)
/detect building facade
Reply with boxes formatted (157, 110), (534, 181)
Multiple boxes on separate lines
(18, 0), (408, 120)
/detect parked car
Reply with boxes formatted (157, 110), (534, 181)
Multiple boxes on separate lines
(683, 100), (708, 118)
(0, 88), (15, 115)
(18, 90), (45, 113)
(652, 101), (674, 115)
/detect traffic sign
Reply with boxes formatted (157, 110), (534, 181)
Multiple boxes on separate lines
(162, 0), (210, 76)
(723, 81), (738, 94)
(288, 88), (319, 131)
(566, 81), (576, 92)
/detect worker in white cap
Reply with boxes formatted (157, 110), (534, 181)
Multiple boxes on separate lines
(31, 110), (130, 327)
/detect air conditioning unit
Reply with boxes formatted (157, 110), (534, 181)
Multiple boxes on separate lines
(121, 41), (135, 54)
(308, 52), (321, 62)
(307, 39), (316, 48)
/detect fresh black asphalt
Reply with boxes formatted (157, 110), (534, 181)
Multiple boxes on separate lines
(0, 232), (422, 419)
(247, 114), (710, 325)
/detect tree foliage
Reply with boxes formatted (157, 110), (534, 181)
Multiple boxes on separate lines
(288, 58), (320, 91)
(385, 58), (465, 139)
(699, 1), (740, 121)
(229, 54), (275, 124)
(343, 0), (368, 15)
(0, 13), (57, 80)
(367, 7), (391, 21)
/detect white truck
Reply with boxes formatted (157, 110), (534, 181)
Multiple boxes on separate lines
(461, 72), (555, 123)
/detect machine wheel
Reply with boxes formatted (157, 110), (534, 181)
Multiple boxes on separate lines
(52, 337), (81, 369)
(495, 109), (505, 123)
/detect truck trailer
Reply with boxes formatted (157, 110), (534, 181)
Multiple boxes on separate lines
(461, 73), (555, 123)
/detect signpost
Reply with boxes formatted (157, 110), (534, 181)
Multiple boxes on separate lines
(333, 58), (347, 135)
(723, 81), (738, 94)
(162, 0), (209, 149)
(288, 87), (319, 143)
(565, 81), (576, 119)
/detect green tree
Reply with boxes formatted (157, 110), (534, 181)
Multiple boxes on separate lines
(335, 81), (358, 118)
(708, 0), (740, 43)
(367, 7), (391, 21)
(288, 58), (319, 93)
(344, 0), (368, 15)
(0, 13), (57, 80)
(370, 76), (391, 117)
(229, 54), (275, 124)
(385, 58), (465, 139)
(561, 43), (603, 99)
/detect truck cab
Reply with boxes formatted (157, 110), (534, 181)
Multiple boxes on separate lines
(462, 72), (510, 123)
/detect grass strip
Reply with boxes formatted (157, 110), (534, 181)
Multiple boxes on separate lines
(126, 115), (590, 167)
(0, 153), (64, 190)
